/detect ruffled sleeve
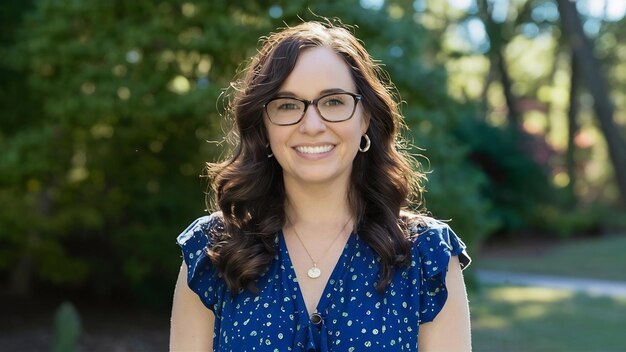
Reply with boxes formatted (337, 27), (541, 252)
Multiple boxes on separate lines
(410, 217), (471, 324)
(176, 212), (225, 312)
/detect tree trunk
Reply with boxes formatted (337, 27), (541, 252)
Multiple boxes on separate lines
(495, 53), (521, 127)
(557, 0), (626, 205)
(477, 0), (521, 127)
(566, 50), (579, 206)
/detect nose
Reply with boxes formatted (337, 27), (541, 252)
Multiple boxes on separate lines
(299, 104), (326, 134)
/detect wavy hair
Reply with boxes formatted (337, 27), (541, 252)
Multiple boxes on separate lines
(206, 20), (424, 294)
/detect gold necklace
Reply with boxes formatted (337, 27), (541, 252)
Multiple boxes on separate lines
(289, 219), (351, 279)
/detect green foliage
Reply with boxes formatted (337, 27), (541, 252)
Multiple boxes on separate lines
(532, 203), (626, 239)
(405, 108), (499, 248)
(0, 0), (497, 304)
(1, 0), (235, 299)
(53, 301), (82, 352)
(453, 117), (559, 235)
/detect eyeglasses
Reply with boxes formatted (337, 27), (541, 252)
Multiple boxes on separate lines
(264, 92), (362, 126)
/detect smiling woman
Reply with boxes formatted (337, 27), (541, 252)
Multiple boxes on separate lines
(170, 20), (472, 352)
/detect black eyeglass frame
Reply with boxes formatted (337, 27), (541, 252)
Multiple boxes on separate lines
(263, 92), (362, 126)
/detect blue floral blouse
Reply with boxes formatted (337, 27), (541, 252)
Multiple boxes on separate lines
(177, 213), (470, 352)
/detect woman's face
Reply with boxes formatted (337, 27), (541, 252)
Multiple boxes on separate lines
(264, 46), (369, 189)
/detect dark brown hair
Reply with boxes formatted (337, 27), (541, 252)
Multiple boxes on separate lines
(206, 20), (424, 294)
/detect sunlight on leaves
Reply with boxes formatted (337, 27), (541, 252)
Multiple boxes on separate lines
(553, 171), (570, 188)
(149, 140), (163, 153)
(168, 75), (190, 94)
(90, 123), (114, 139)
(181, 3), (196, 18)
(196, 55), (212, 75)
(522, 111), (547, 134)
(80, 82), (95, 95)
(387, 4), (404, 19)
(178, 27), (202, 45)
(112, 65), (127, 77)
(446, 56), (489, 101)
(68, 167), (88, 183)
(117, 87), (131, 100)
(68, 146), (89, 183)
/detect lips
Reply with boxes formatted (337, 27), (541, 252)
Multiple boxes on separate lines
(294, 145), (334, 154)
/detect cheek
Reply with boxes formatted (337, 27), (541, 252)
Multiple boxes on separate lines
(345, 125), (366, 151)
(265, 127), (291, 163)
(265, 126), (283, 146)
(264, 121), (279, 146)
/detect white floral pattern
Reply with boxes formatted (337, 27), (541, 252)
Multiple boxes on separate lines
(177, 213), (470, 351)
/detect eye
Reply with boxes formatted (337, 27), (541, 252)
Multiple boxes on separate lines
(271, 98), (302, 111)
(322, 95), (346, 107)
(277, 102), (300, 110)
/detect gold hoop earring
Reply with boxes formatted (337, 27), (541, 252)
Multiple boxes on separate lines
(359, 134), (371, 152)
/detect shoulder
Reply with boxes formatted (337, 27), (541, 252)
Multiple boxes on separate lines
(175, 212), (226, 311)
(400, 210), (449, 239)
(400, 210), (471, 269)
(176, 211), (225, 247)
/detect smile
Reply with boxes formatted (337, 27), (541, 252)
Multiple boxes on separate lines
(294, 145), (334, 154)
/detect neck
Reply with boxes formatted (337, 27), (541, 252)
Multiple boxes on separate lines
(283, 178), (354, 231)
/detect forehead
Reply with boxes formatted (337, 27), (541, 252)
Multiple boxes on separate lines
(278, 46), (356, 97)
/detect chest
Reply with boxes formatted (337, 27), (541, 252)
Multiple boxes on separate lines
(285, 233), (348, 316)
(210, 236), (423, 351)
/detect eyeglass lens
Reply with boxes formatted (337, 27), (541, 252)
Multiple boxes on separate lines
(266, 93), (358, 125)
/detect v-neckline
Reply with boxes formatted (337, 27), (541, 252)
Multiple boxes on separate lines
(279, 230), (356, 320)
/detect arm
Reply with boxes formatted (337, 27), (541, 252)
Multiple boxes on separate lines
(170, 261), (215, 351)
(418, 255), (472, 352)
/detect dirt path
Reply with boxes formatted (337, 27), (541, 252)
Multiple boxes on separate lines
(476, 270), (626, 298)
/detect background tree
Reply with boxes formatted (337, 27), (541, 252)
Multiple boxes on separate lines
(427, 0), (626, 233)
(556, 0), (626, 206)
(0, 0), (494, 305)
(2, 0), (624, 306)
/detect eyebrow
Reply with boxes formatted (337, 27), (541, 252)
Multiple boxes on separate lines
(275, 88), (352, 98)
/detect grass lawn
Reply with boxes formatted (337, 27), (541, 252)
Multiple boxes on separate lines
(476, 235), (626, 281)
(470, 285), (626, 352)
(471, 235), (626, 351)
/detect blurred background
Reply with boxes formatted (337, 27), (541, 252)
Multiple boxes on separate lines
(1, 0), (625, 351)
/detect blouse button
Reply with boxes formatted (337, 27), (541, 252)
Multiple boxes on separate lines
(310, 313), (323, 325)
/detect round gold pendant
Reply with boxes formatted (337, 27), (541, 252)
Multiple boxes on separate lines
(307, 267), (321, 279)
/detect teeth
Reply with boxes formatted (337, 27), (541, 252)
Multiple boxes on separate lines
(296, 145), (334, 154)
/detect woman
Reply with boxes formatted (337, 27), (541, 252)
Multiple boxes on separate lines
(171, 20), (471, 351)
